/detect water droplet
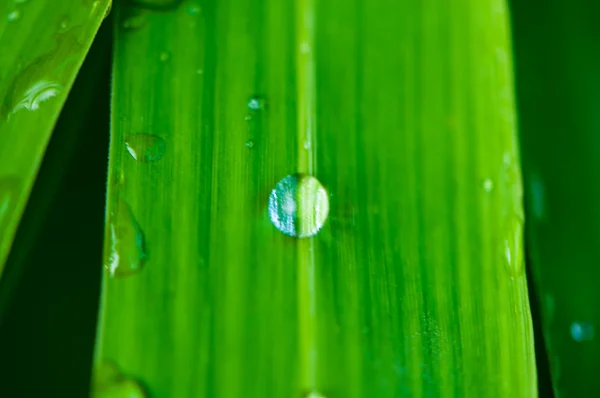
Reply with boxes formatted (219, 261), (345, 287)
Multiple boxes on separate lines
(187, 4), (201, 14)
(482, 178), (494, 193)
(58, 16), (70, 32)
(303, 140), (311, 150)
(245, 140), (254, 148)
(9, 80), (62, 116)
(7, 10), (20, 22)
(268, 174), (329, 238)
(105, 200), (148, 277)
(92, 362), (147, 398)
(502, 214), (524, 278)
(159, 51), (170, 62)
(124, 134), (166, 162)
(571, 322), (594, 342)
(244, 115), (252, 121)
(196, 68), (203, 75)
(247, 96), (265, 111)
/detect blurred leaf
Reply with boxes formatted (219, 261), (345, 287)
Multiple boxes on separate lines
(511, 0), (600, 396)
(96, 0), (536, 397)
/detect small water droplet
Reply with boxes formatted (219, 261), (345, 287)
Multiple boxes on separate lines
(159, 51), (170, 62)
(196, 68), (203, 75)
(10, 80), (62, 116)
(124, 134), (166, 162)
(7, 10), (20, 22)
(187, 4), (201, 14)
(268, 174), (329, 238)
(502, 214), (524, 278)
(247, 96), (265, 111)
(571, 322), (594, 342)
(92, 362), (147, 398)
(244, 115), (252, 121)
(482, 178), (494, 193)
(303, 140), (311, 150)
(105, 200), (148, 277)
(58, 16), (70, 32)
(245, 139), (254, 148)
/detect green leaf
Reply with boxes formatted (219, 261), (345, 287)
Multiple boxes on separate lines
(0, 0), (111, 274)
(96, 0), (537, 396)
(511, 0), (600, 395)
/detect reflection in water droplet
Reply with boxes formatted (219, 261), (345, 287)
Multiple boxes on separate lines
(247, 96), (265, 111)
(125, 134), (166, 162)
(92, 362), (147, 398)
(482, 178), (493, 193)
(268, 174), (329, 238)
(7, 10), (20, 22)
(245, 140), (254, 148)
(10, 80), (62, 115)
(571, 322), (594, 342)
(105, 200), (148, 277)
(502, 214), (524, 277)
(159, 51), (170, 62)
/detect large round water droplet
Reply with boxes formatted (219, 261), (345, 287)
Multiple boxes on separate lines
(268, 174), (329, 238)
(125, 133), (166, 162)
